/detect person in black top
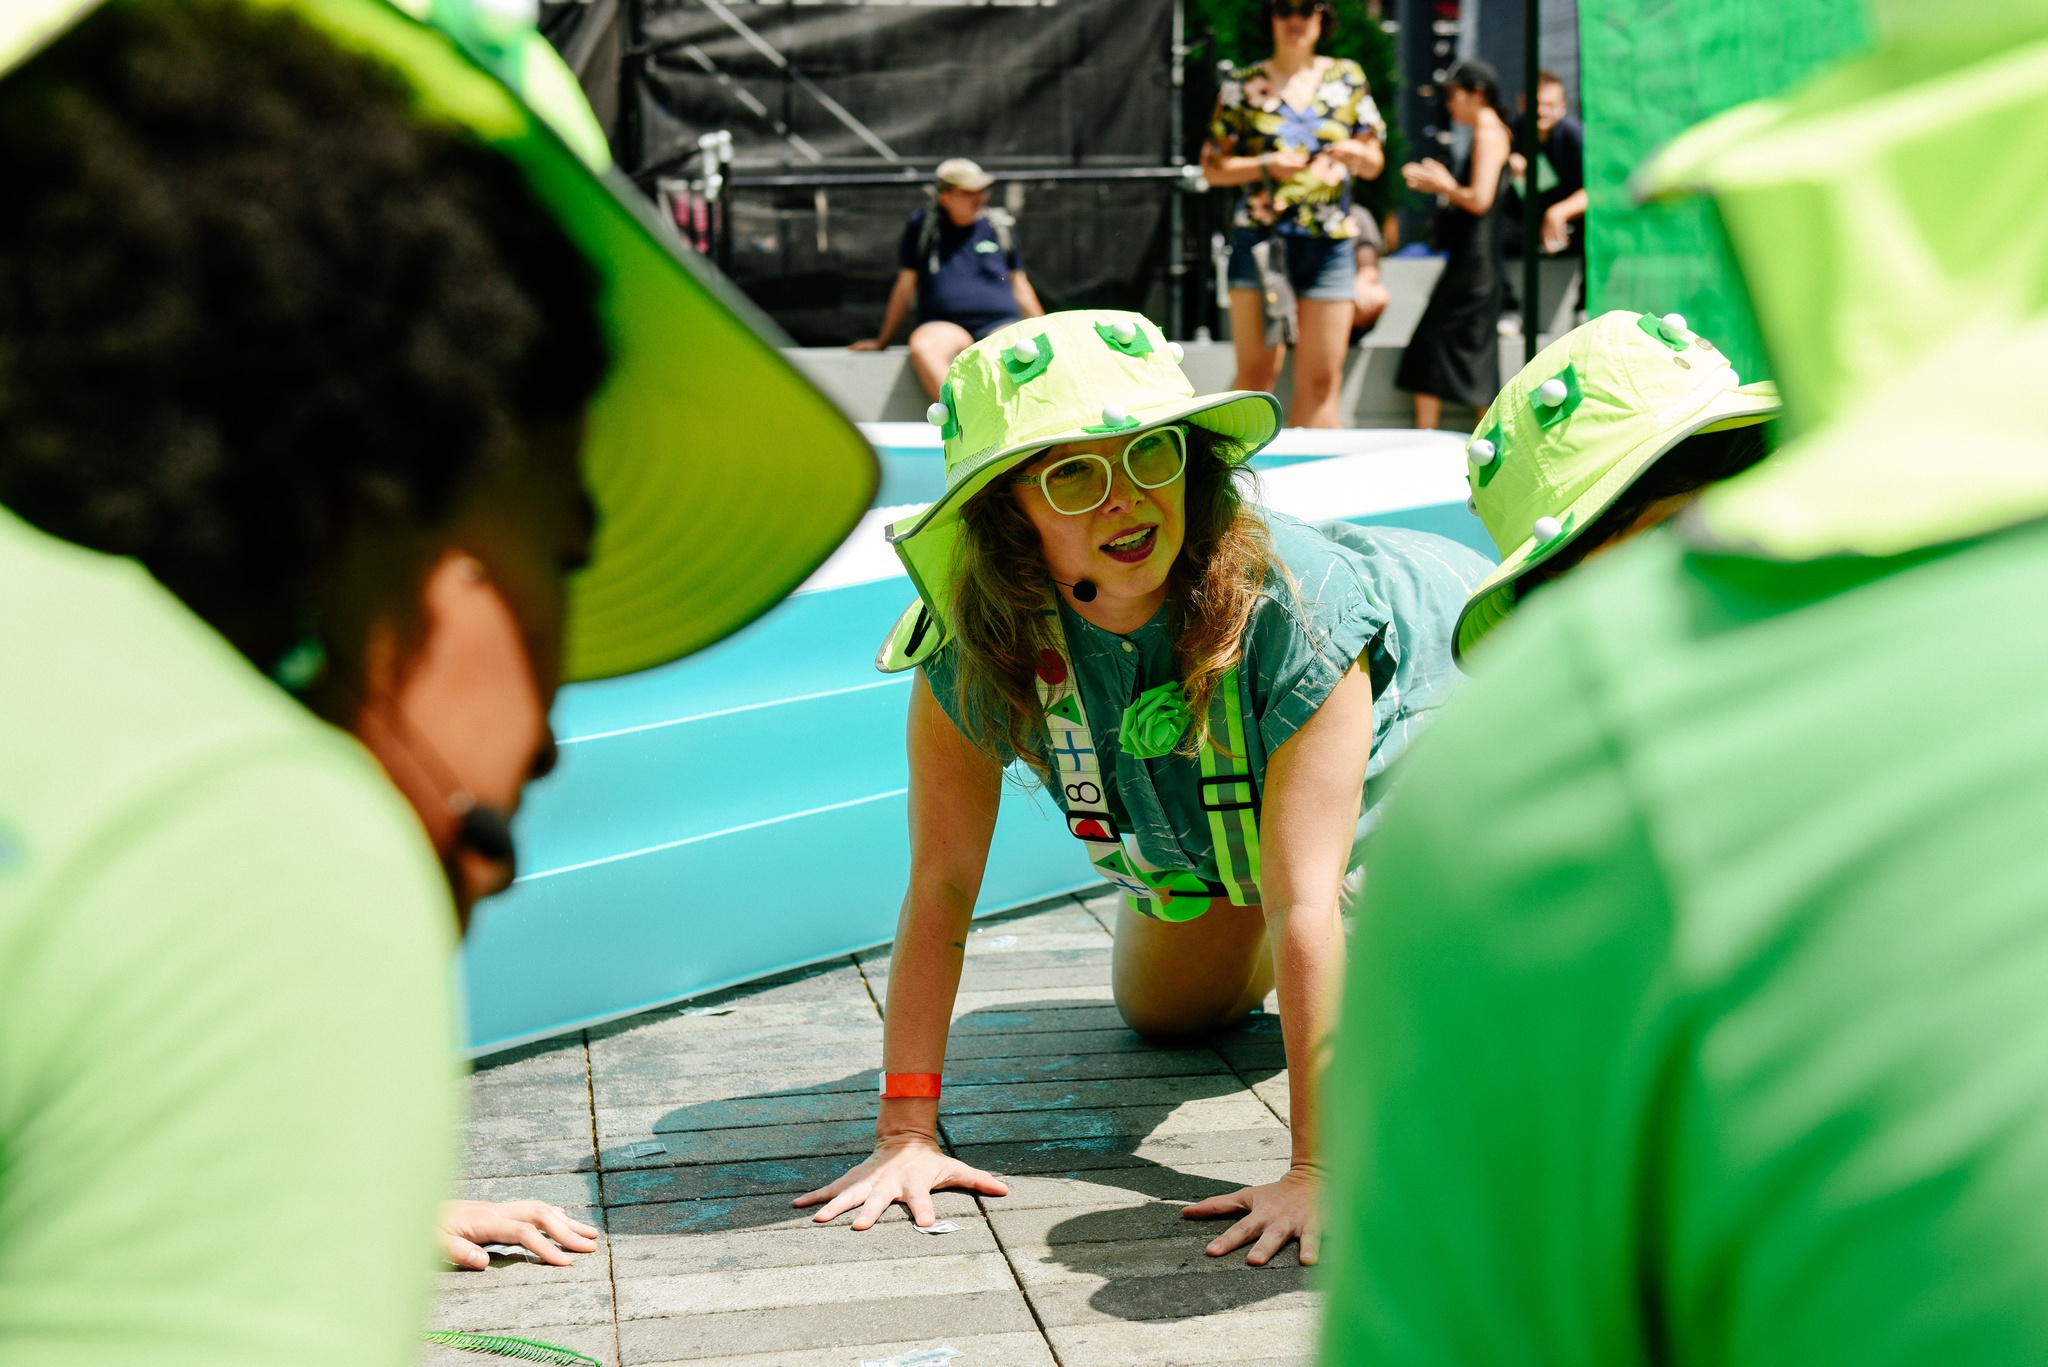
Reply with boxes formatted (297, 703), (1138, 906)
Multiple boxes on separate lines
(850, 158), (1045, 400)
(1511, 70), (1587, 257)
(1396, 60), (1512, 430)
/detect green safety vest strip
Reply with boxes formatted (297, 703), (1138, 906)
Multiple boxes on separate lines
(1033, 604), (1262, 921)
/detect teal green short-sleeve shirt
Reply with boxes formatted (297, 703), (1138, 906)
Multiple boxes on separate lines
(0, 509), (460, 1366)
(925, 510), (1488, 884)
(1322, 519), (2048, 1366)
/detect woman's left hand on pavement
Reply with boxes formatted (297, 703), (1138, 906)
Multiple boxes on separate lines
(440, 1198), (601, 1269)
(1181, 1166), (1321, 1266)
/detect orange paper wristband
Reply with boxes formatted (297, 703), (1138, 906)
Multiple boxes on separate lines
(880, 1073), (942, 1099)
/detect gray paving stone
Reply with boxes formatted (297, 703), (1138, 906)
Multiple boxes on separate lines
(941, 1094), (1279, 1146)
(636, 1328), (1057, 1367)
(1044, 1304), (1318, 1367)
(601, 1153), (861, 1207)
(1008, 1231), (1304, 1286)
(431, 1276), (616, 1331)
(951, 984), (1118, 1015)
(617, 1288), (1035, 1364)
(599, 1116), (878, 1169)
(952, 1125), (1294, 1176)
(456, 1171), (601, 1208)
(617, 1249), (1013, 1318)
(465, 1108), (594, 1147)
(462, 1134), (596, 1179)
(470, 1036), (590, 1078)
(464, 1079), (595, 1119)
(941, 1026), (1149, 1060)
(993, 1163), (1288, 1210)
(948, 1048), (1227, 1086)
(872, 961), (1115, 993)
(597, 1086), (878, 1135)
(591, 1065), (881, 1112)
(948, 1003), (1132, 1035)
(606, 1191), (984, 1265)
(1027, 1271), (1314, 1326)
(942, 1073), (1247, 1118)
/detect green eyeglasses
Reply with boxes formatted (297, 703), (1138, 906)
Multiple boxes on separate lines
(1012, 426), (1189, 516)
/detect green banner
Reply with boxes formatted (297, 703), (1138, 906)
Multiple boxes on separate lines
(1580, 0), (1871, 380)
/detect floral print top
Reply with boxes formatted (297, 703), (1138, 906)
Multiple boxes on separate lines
(1207, 57), (1385, 239)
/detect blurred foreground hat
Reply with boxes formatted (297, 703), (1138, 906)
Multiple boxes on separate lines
(875, 310), (1280, 672)
(1455, 310), (1779, 659)
(2, 0), (877, 682)
(1639, 0), (2048, 562)
(935, 157), (995, 192)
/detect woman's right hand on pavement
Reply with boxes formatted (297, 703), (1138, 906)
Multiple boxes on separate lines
(794, 1134), (1008, 1230)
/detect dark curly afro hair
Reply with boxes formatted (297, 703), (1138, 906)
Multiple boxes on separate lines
(0, 0), (610, 673)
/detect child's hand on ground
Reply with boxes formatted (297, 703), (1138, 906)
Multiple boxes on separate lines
(795, 1135), (1008, 1231)
(1182, 1165), (1321, 1266)
(439, 1199), (600, 1269)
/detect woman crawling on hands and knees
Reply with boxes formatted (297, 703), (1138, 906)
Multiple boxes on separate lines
(796, 311), (1486, 1263)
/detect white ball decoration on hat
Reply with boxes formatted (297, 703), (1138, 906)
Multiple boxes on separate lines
(1532, 515), (1564, 542)
(1466, 495), (1478, 514)
(1101, 402), (1127, 427)
(1112, 319), (1137, 344)
(1467, 437), (1497, 466)
(1535, 377), (1569, 407)
(1168, 342), (1185, 363)
(1013, 336), (1039, 363)
(1662, 313), (1688, 332)
(925, 401), (950, 428)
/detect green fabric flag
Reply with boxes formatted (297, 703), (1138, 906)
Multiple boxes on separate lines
(1578, 0), (1872, 380)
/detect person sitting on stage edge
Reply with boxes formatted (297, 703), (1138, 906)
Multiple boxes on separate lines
(851, 157), (1045, 401)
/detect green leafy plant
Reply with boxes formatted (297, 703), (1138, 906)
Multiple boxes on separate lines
(424, 1331), (601, 1365)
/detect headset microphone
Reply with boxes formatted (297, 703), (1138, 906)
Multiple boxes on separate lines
(1050, 577), (1098, 603)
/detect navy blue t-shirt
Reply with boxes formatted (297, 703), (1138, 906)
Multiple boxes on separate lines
(899, 209), (1024, 338)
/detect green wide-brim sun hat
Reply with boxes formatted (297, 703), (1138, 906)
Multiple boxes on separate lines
(4, 0), (877, 683)
(875, 310), (1281, 673)
(1454, 309), (1781, 661)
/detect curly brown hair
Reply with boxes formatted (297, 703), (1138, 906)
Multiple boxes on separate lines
(948, 428), (1273, 772)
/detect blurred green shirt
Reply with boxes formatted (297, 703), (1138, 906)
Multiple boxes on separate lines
(0, 508), (459, 1365)
(1322, 519), (2048, 1365)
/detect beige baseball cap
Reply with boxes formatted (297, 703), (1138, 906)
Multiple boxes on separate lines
(934, 157), (994, 192)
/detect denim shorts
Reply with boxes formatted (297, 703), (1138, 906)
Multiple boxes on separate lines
(1225, 227), (1358, 303)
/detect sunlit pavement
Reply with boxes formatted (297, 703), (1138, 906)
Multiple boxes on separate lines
(429, 892), (1311, 1367)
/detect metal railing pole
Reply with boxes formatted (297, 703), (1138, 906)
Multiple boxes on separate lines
(1521, 0), (1540, 363)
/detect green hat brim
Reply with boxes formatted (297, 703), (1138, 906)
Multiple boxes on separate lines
(875, 390), (1282, 673)
(4, 0), (877, 683)
(1453, 381), (1781, 661)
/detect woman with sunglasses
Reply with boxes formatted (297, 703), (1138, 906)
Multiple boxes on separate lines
(1202, 0), (1386, 428)
(797, 311), (1487, 1266)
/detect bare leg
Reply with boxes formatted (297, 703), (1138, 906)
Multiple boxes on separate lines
(1112, 897), (1274, 1044)
(1412, 392), (1442, 430)
(907, 320), (975, 400)
(1228, 288), (1286, 394)
(1288, 299), (1354, 428)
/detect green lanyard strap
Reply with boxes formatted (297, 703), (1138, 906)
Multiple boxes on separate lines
(1032, 605), (1262, 920)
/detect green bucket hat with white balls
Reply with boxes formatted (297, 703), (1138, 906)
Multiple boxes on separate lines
(1454, 309), (1781, 661)
(876, 310), (1281, 673)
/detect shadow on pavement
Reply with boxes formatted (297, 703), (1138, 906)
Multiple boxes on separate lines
(619, 998), (1297, 1322)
